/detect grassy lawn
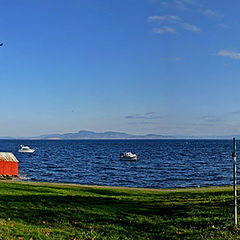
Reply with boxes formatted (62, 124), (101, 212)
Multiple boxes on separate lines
(0, 182), (238, 239)
(0, 181), (160, 240)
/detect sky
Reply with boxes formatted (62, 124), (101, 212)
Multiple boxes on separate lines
(1, 0), (240, 137)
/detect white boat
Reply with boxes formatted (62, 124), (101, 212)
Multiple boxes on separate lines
(120, 152), (137, 161)
(18, 145), (35, 153)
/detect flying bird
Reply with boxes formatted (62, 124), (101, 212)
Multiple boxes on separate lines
(0, 43), (3, 46)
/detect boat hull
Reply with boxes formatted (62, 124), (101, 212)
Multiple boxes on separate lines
(18, 149), (35, 153)
(121, 156), (137, 161)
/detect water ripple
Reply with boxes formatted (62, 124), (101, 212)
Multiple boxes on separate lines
(0, 139), (236, 189)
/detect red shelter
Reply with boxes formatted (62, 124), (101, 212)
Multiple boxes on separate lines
(0, 152), (18, 176)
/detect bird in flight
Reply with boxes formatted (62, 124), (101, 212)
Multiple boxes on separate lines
(0, 43), (3, 46)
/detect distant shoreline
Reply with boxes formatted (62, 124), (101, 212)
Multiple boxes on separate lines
(0, 130), (237, 140)
(0, 138), (236, 140)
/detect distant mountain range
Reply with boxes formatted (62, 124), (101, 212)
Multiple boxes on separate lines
(0, 130), (238, 139)
(37, 130), (173, 139)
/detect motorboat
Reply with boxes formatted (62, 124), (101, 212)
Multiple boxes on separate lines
(18, 145), (35, 153)
(120, 152), (137, 161)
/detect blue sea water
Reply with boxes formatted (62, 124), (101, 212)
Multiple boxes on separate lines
(0, 139), (237, 189)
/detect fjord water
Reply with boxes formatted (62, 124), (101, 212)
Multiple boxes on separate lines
(0, 140), (236, 189)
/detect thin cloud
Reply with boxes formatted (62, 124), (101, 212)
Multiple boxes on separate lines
(218, 50), (240, 60)
(152, 28), (165, 34)
(161, 0), (202, 12)
(219, 23), (230, 29)
(148, 15), (166, 21)
(152, 26), (176, 34)
(182, 0), (196, 3)
(161, 0), (198, 9)
(203, 9), (223, 18)
(181, 23), (200, 32)
(148, 15), (181, 23)
(175, 0), (187, 9)
(148, 15), (199, 34)
(175, 0), (198, 9)
(165, 26), (176, 33)
(161, 57), (182, 61)
(161, 1), (169, 7)
(168, 15), (182, 21)
(125, 112), (167, 120)
(232, 111), (240, 115)
(127, 121), (157, 125)
(201, 115), (222, 123)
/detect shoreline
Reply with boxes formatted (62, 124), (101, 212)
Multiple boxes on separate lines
(1, 179), (234, 192)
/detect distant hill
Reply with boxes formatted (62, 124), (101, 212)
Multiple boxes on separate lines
(37, 130), (173, 140)
(0, 130), (237, 139)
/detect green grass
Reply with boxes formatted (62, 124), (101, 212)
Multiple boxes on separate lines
(0, 182), (238, 239)
(0, 181), (161, 240)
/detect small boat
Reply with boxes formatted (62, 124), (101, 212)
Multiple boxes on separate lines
(120, 152), (137, 161)
(18, 145), (35, 153)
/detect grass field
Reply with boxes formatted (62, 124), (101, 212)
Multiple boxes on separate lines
(0, 182), (238, 239)
(0, 181), (160, 240)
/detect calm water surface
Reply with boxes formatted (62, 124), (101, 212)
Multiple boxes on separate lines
(0, 139), (236, 189)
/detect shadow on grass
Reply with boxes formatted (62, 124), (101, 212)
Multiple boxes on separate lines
(0, 193), (161, 238)
(0, 183), (235, 239)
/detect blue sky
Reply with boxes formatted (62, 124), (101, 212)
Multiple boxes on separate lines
(1, 0), (240, 137)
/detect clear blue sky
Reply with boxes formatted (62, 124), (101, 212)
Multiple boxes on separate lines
(1, 0), (240, 137)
